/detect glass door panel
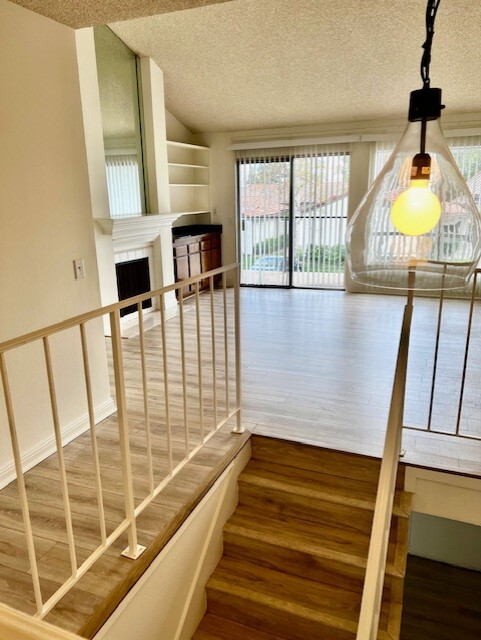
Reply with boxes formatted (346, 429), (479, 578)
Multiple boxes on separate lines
(292, 152), (350, 289)
(238, 158), (291, 286)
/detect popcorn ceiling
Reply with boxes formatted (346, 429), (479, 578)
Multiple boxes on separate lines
(11, 0), (481, 133)
(8, 0), (232, 28)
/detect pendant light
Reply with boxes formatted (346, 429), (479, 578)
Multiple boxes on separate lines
(346, 0), (481, 291)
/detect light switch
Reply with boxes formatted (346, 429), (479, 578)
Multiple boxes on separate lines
(74, 258), (85, 279)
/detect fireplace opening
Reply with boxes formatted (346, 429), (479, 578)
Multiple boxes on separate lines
(116, 257), (152, 317)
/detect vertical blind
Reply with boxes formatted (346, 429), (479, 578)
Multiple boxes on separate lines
(236, 144), (350, 289)
(372, 135), (481, 188)
(237, 148), (291, 287)
(105, 154), (144, 218)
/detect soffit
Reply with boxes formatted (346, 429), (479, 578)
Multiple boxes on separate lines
(8, 0), (233, 28)
(109, 0), (481, 133)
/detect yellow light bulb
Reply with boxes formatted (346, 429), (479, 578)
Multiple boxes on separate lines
(390, 179), (441, 236)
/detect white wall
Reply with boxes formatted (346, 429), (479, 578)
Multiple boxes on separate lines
(406, 467), (481, 570)
(0, 0), (113, 484)
(75, 28), (118, 308)
(165, 110), (196, 145)
(196, 132), (236, 274)
(410, 512), (481, 571)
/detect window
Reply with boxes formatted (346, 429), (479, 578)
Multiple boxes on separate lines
(372, 135), (481, 192)
(105, 153), (144, 217)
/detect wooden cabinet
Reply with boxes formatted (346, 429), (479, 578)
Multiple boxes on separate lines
(173, 225), (222, 298)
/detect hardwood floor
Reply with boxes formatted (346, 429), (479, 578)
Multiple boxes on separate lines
(240, 288), (481, 475)
(401, 556), (481, 639)
(0, 286), (480, 636)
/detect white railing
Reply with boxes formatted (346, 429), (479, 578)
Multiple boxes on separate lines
(356, 287), (413, 640)
(404, 267), (481, 440)
(0, 263), (242, 619)
(358, 267), (481, 637)
(0, 603), (82, 640)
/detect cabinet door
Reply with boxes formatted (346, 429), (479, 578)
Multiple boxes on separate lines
(174, 254), (190, 298)
(201, 239), (213, 273)
(212, 246), (222, 285)
(189, 251), (202, 279)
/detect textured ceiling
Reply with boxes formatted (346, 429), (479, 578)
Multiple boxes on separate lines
(8, 0), (233, 28)
(13, 0), (481, 134)
(109, 0), (481, 133)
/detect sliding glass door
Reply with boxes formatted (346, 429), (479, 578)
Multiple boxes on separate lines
(238, 156), (292, 287)
(237, 145), (350, 289)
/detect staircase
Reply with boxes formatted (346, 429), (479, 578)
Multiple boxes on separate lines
(193, 436), (411, 640)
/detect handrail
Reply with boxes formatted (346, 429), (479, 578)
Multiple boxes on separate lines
(356, 288), (413, 640)
(0, 263), (238, 354)
(0, 603), (82, 640)
(0, 263), (243, 619)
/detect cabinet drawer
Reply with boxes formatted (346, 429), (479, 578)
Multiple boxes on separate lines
(187, 242), (200, 254)
(174, 245), (188, 257)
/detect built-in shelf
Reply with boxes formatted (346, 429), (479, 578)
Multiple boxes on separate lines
(168, 163), (208, 169)
(167, 140), (209, 151)
(167, 140), (210, 218)
(170, 210), (210, 216)
(169, 183), (209, 188)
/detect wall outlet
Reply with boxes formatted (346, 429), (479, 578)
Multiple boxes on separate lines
(74, 258), (85, 279)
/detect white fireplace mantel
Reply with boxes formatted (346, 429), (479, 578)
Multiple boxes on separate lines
(94, 213), (182, 252)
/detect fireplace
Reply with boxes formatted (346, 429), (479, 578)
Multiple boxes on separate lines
(115, 257), (152, 317)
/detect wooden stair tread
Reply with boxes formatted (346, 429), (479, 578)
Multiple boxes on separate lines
(245, 458), (379, 500)
(193, 613), (287, 639)
(241, 459), (409, 514)
(238, 474), (409, 537)
(207, 556), (391, 629)
(252, 436), (385, 484)
(225, 508), (402, 578)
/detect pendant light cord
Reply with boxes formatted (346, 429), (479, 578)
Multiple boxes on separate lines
(421, 0), (441, 89)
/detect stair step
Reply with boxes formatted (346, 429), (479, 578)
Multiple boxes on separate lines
(251, 436), (397, 486)
(205, 556), (392, 640)
(223, 513), (404, 593)
(228, 507), (372, 558)
(238, 474), (409, 536)
(245, 458), (377, 500)
(193, 613), (286, 639)
(242, 459), (409, 512)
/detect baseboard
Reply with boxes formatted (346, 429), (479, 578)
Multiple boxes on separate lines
(0, 396), (116, 489)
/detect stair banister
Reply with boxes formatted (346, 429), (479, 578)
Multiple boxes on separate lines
(0, 263), (242, 620)
(356, 288), (413, 640)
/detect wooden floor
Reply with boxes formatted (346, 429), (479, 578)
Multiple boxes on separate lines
(401, 556), (481, 639)
(240, 287), (481, 475)
(1, 286), (481, 636)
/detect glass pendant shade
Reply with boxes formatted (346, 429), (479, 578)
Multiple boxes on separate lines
(346, 119), (481, 290)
